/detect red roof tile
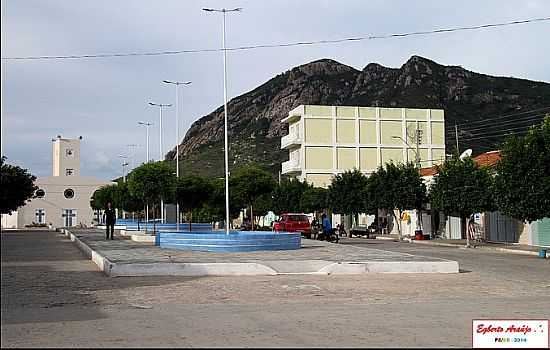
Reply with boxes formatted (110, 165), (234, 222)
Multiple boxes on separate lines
(419, 150), (502, 177)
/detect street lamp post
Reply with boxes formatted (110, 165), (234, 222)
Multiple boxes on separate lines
(203, 7), (242, 235)
(163, 80), (191, 231)
(126, 144), (139, 170)
(138, 121), (153, 163)
(149, 102), (171, 223)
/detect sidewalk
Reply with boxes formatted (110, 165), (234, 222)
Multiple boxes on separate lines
(59, 228), (459, 277)
(371, 235), (548, 257)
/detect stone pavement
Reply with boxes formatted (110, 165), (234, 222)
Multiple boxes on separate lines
(63, 228), (458, 276)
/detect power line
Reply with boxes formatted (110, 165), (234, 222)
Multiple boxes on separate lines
(446, 106), (550, 129)
(459, 124), (535, 138)
(454, 113), (546, 134)
(459, 129), (531, 142)
(2, 17), (549, 61)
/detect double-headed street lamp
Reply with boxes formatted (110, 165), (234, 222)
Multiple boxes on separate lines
(118, 154), (129, 181)
(163, 80), (191, 231)
(149, 102), (171, 223)
(138, 121), (153, 163)
(203, 7), (242, 234)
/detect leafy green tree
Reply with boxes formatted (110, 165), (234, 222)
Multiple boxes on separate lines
(127, 161), (176, 233)
(366, 162), (427, 241)
(328, 169), (368, 237)
(176, 175), (212, 231)
(249, 193), (274, 227)
(430, 157), (494, 246)
(0, 157), (37, 214)
(205, 177), (242, 228)
(300, 185), (328, 215)
(90, 185), (117, 224)
(271, 178), (310, 214)
(230, 164), (276, 230)
(494, 117), (550, 223)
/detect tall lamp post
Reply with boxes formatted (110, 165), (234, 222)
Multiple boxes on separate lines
(126, 144), (139, 170)
(149, 102), (172, 223)
(163, 80), (191, 230)
(138, 121), (153, 163)
(203, 7), (242, 234)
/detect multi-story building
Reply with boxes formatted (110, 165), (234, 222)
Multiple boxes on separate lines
(281, 104), (446, 187)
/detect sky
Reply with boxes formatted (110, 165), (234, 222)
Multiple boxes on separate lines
(1, 0), (549, 180)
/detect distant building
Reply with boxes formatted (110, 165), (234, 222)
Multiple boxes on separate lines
(420, 150), (549, 247)
(281, 104), (446, 187)
(1, 136), (113, 229)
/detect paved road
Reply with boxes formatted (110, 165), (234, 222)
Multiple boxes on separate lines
(2, 230), (549, 348)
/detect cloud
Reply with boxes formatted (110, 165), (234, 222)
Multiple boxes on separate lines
(2, 0), (549, 180)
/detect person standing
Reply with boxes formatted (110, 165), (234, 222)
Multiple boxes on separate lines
(104, 202), (116, 240)
(322, 213), (332, 237)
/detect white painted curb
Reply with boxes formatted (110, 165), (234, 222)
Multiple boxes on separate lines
(61, 229), (461, 277)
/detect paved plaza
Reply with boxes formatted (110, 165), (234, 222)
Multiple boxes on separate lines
(63, 228), (458, 276)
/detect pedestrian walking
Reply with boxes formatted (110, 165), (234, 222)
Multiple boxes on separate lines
(104, 202), (116, 240)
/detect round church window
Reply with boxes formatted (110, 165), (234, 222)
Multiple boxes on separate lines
(64, 188), (75, 199)
(35, 189), (45, 198)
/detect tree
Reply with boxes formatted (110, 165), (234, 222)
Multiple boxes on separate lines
(366, 162), (427, 241)
(494, 117), (550, 223)
(0, 157), (37, 214)
(204, 177), (242, 228)
(429, 157), (494, 246)
(230, 164), (276, 230)
(90, 185), (117, 224)
(328, 169), (368, 237)
(271, 178), (310, 215)
(250, 193), (273, 228)
(300, 185), (328, 215)
(175, 175), (212, 231)
(127, 161), (176, 233)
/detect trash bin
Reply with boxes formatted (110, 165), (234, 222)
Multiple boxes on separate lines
(539, 249), (547, 259)
(415, 230), (423, 240)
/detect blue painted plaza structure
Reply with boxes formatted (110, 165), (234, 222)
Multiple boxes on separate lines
(156, 231), (301, 252)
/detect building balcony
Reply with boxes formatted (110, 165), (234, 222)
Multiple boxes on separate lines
(282, 159), (301, 174)
(281, 133), (302, 149)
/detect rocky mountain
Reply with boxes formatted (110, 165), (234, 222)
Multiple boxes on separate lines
(167, 55), (550, 177)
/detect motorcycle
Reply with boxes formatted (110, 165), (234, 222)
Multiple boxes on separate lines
(317, 227), (339, 243)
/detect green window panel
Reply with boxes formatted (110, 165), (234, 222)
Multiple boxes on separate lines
(430, 109), (445, 121)
(431, 122), (445, 145)
(406, 108), (427, 120)
(360, 148), (378, 171)
(305, 119), (332, 144)
(336, 120), (356, 144)
(359, 120), (377, 144)
(337, 148), (357, 170)
(305, 174), (333, 189)
(359, 107), (377, 118)
(381, 148), (404, 165)
(432, 149), (446, 164)
(305, 105), (332, 117)
(336, 106), (356, 118)
(305, 147), (333, 170)
(379, 108), (402, 120)
(380, 121), (403, 145)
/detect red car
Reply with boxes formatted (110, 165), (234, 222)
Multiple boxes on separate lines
(273, 213), (312, 238)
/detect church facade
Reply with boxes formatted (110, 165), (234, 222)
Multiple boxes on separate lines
(2, 136), (113, 228)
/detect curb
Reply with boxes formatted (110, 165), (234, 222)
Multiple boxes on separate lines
(60, 229), (460, 277)
(411, 240), (547, 257)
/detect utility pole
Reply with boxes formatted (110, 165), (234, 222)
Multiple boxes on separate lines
(415, 129), (422, 169)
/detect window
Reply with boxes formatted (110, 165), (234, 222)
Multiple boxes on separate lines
(35, 209), (46, 224)
(35, 189), (45, 198)
(64, 188), (75, 199)
(65, 169), (74, 176)
(66, 148), (74, 157)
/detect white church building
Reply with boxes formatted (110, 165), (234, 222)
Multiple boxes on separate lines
(1, 136), (113, 229)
